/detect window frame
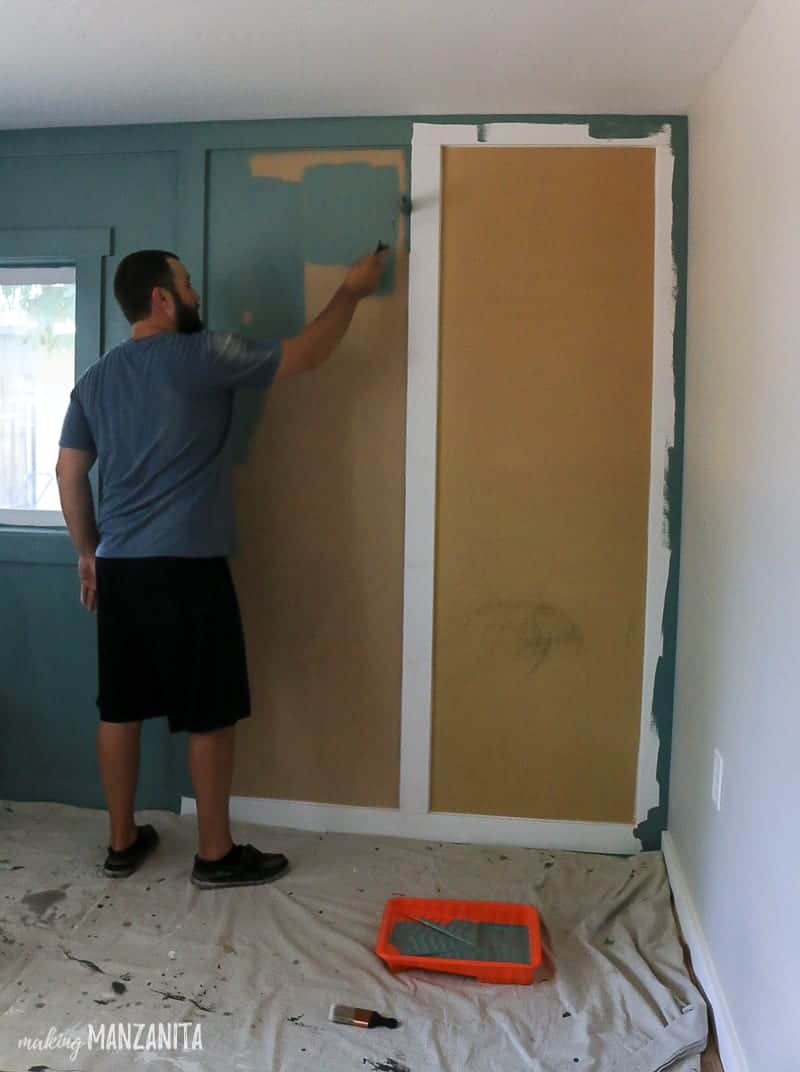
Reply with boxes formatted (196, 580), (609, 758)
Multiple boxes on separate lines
(0, 263), (78, 525)
(0, 227), (111, 530)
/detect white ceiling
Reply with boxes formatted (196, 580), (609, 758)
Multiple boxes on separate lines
(0, 0), (755, 130)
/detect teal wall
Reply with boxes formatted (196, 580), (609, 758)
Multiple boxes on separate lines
(0, 116), (687, 831)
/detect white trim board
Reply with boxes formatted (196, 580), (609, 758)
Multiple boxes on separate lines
(181, 796), (640, 855)
(0, 510), (65, 528)
(482, 122), (673, 147)
(636, 137), (677, 822)
(663, 832), (749, 1072)
(401, 121), (677, 837)
(399, 122), (479, 816)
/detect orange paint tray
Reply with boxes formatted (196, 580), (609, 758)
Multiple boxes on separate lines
(375, 896), (542, 984)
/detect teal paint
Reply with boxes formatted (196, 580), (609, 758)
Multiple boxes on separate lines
(0, 114), (687, 824)
(176, 147), (209, 312)
(588, 117), (669, 140)
(0, 564), (177, 809)
(206, 153), (305, 464)
(0, 529), (74, 564)
(0, 227), (110, 259)
(634, 118), (689, 851)
(301, 163), (399, 294)
(0, 148), (179, 809)
(207, 153), (401, 463)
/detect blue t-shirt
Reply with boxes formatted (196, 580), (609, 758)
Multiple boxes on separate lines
(59, 330), (282, 558)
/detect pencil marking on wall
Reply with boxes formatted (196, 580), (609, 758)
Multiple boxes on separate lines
(474, 600), (583, 673)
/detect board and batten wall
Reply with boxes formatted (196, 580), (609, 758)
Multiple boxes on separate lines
(0, 116), (687, 852)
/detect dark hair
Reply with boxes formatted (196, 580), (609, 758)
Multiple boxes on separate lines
(113, 249), (178, 324)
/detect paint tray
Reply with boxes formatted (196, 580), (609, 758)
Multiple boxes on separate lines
(375, 896), (542, 984)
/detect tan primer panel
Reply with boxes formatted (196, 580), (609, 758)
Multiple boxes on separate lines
(431, 147), (655, 822)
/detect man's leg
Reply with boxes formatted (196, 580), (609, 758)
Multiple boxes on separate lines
(188, 724), (235, 861)
(97, 720), (142, 851)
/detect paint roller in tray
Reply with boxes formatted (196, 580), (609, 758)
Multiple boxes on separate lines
(375, 897), (542, 983)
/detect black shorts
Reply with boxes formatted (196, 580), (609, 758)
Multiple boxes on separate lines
(95, 557), (251, 734)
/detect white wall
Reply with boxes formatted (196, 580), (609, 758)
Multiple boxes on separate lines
(0, 0), (756, 129)
(670, 0), (800, 1068)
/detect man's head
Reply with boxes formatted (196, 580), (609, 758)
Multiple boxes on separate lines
(113, 250), (202, 334)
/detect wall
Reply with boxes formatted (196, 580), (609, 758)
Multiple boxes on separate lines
(670, 1), (799, 1067)
(0, 148), (182, 809)
(0, 115), (687, 838)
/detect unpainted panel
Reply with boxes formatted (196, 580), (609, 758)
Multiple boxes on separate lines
(431, 146), (655, 822)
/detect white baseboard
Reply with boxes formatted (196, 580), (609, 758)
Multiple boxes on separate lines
(662, 831), (749, 1072)
(180, 795), (640, 854)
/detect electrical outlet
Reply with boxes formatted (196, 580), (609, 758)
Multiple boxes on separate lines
(712, 749), (724, 811)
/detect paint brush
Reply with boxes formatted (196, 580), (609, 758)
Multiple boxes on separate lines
(329, 1004), (399, 1029)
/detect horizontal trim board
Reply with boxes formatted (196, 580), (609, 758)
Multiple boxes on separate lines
(0, 266), (75, 284)
(0, 528), (76, 565)
(181, 795), (641, 854)
(0, 227), (111, 259)
(0, 115), (687, 159)
(0, 510), (65, 529)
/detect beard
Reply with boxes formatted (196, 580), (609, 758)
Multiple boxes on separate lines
(174, 295), (204, 334)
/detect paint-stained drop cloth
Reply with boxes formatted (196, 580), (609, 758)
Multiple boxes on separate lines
(0, 802), (707, 1071)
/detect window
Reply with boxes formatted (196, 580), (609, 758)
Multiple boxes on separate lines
(0, 266), (76, 525)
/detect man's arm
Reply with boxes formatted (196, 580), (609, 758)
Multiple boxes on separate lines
(275, 248), (388, 382)
(56, 447), (100, 612)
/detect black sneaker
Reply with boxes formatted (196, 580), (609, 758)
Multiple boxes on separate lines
(103, 824), (159, 878)
(190, 843), (289, 890)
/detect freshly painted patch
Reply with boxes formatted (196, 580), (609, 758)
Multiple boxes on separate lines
(589, 117), (669, 140)
(301, 163), (399, 294)
(207, 151), (401, 464)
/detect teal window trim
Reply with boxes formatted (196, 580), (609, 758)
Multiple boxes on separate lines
(0, 226), (111, 558)
(0, 227), (111, 261)
(0, 528), (75, 564)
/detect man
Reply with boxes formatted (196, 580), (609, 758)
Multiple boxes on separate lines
(56, 246), (388, 889)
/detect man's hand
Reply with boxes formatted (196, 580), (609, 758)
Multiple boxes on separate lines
(276, 246), (391, 382)
(56, 446), (99, 608)
(79, 553), (97, 613)
(342, 248), (390, 300)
